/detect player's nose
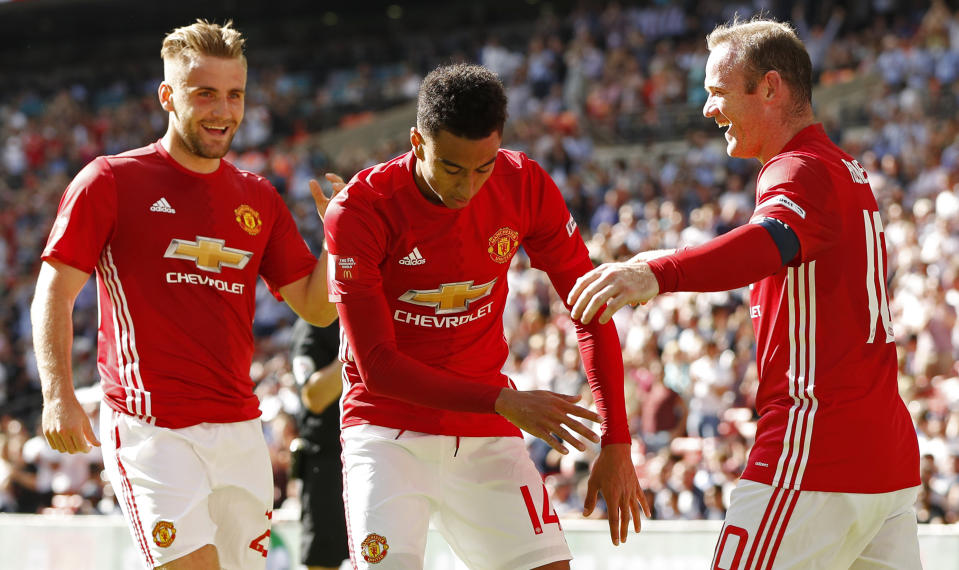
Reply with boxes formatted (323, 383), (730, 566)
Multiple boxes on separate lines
(210, 95), (230, 118)
(703, 96), (716, 118)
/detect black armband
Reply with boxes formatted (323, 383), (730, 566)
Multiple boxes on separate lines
(756, 217), (799, 265)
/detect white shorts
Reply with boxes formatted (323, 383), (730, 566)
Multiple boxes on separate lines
(341, 424), (572, 570)
(100, 406), (273, 570)
(711, 480), (921, 569)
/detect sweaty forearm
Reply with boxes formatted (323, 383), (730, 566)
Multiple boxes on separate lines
(32, 261), (101, 453)
(31, 286), (77, 401)
(306, 250), (339, 325)
(283, 251), (338, 327)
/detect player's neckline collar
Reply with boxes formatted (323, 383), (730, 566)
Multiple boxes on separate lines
(154, 140), (229, 179)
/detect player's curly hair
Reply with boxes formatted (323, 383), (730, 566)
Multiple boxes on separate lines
(161, 19), (246, 66)
(416, 63), (508, 139)
(707, 16), (811, 116)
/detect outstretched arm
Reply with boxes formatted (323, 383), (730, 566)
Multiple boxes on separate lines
(32, 260), (100, 454)
(569, 221), (792, 324)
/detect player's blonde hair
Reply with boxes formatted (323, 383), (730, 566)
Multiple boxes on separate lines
(160, 19), (246, 67)
(707, 16), (812, 116)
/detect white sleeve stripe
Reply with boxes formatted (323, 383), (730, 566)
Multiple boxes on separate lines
(755, 195), (807, 219)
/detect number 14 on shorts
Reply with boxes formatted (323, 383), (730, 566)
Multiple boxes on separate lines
(520, 483), (561, 534)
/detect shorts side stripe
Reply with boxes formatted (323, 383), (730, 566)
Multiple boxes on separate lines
(754, 489), (793, 569)
(114, 424), (155, 567)
(763, 490), (801, 570)
(743, 486), (781, 569)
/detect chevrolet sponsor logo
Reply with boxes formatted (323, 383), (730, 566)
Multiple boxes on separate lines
(398, 278), (497, 314)
(394, 301), (494, 328)
(164, 236), (252, 273)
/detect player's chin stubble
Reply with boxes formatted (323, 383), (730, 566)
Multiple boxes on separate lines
(181, 124), (234, 159)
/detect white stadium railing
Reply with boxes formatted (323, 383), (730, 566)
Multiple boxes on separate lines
(1, 512), (956, 569)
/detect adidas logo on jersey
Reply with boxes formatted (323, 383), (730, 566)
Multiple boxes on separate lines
(150, 197), (176, 214)
(399, 247), (426, 266)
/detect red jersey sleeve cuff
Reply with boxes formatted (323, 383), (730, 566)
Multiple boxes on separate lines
(600, 426), (632, 447)
(647, 255), (679, 293)
(41, 251), (96, 275)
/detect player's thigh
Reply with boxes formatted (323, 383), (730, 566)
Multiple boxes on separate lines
(301, 449), (349, 568)
(714, 481), (908, 570)
(205, 419), (274, 570)
(100, 406), (216, 569)
(437, 436), (572, 570)
(341, 425), (434, 569)
(850, 486), (921, 570)
(712, 481), (804, 570)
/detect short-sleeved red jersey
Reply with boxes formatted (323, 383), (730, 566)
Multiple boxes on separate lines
(743, 125), (918, 493)
(324, 150), (628, 442)
(42, 142), (317, 428)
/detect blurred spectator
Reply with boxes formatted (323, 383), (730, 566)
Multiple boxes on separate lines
(3, 0), (959, 528)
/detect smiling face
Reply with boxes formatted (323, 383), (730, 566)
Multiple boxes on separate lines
(702, 43), (766, 161)
(411, 127), (501, 209)
(160, 54), (246, 172)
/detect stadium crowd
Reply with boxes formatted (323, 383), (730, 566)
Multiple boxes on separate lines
(2, 0), (959, 531)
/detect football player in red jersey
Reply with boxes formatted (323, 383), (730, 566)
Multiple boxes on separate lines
(324, 63), (649, 569)
(568, 17), (920, 569)
(32, 20), (341, 570)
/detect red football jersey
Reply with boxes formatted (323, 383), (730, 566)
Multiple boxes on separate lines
(743, 125), (919, 493)
(42, 142), (317, 428)
(325, 150), (628, 442)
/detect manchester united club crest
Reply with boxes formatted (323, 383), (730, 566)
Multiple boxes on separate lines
(152, 520), (176, 548)
(234, 204), (263, 236)
(361, 532), (389, 563)
(488, 227), (519, 264)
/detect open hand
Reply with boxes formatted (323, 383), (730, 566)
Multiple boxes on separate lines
(567, 261), (660, 325)
(583, 443), (651, 545)
(494, 389), (601, 454)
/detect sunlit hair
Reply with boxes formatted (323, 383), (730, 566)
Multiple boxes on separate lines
(416, 63), (508, 139)
(160, 19), (246, 67)
(707, 16), (812, 115)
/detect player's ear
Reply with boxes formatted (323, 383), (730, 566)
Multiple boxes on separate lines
(762, 70), (781, 102)
(158, 82), (175, 113)
(410, 127), (425, 159)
